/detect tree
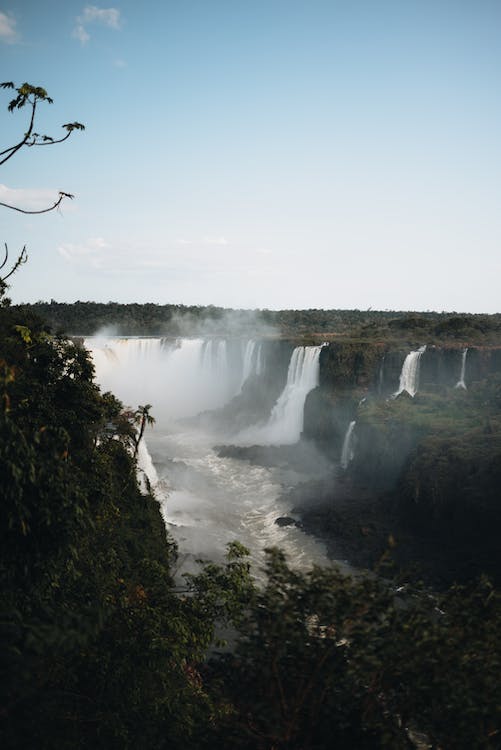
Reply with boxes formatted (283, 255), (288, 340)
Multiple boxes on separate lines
(132, 403), (155, 458)
(0, 82), (84, 292)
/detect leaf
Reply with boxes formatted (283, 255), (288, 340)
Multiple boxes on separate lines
(13, 325), (32, 345)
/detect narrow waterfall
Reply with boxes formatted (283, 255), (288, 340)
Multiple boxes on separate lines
(455, 348), (468, 390)
(394, 345), (426, 397)
(378, 355), (385, 395)
(240, 339), (256, 388)
(136, 438), (159, 494)
(255, 342), (264, 376)
(239, 339), (264, 389)
(238, 345), (322, 445)
(340, 420), (356, 469)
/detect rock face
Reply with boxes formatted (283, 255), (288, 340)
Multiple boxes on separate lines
(300, 340), (501, 581)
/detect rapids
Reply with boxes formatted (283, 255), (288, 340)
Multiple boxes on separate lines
(85, 336), (331, 580)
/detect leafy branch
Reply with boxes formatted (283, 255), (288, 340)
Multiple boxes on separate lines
(0, 82), (84, 292)
(0, 82), (85, 167)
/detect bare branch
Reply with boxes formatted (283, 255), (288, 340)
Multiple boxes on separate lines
(1, 245), (27, 281)
(0, 243), (8, 271)
(0, 191), (74, 215)
(0, 93), (37, 166)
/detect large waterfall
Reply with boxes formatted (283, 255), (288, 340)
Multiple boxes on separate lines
(394, 345), (426, 398)
(85, 336), (330, 577)
(237, 345), (322, 445)
(85, 336), (259, 421)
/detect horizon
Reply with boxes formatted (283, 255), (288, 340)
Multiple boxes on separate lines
(17, 298), (501, 318)
(2, 1), (501, 313)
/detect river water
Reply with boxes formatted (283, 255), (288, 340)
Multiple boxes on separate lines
(85, 336), (332, 581)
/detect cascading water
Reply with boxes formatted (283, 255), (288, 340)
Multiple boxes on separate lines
(394, 345), (426, 397)
(85, 336), (330, 578)
(378, 355), (385, 395)
(239, 339), (264, 390)
(85, 336), (264, 421)
(238, 345), (322, 445)
(455, 348), (468, 390)
(340, 420), (356, 469)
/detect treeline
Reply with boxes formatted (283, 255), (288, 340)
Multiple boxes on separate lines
(14, 300), (501, 342)
(1, 302), (501, 749)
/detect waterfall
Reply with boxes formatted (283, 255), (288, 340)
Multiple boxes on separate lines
(394, 345), (426, 398)
(378, 355), (385, 395)
(84, 336), (244, 422)
(255, 342), (264, 376)
(86, 336), (331, 574)
(455, 348), (468, 390)
(136, 437), (159, 494)
(238, 345), (322, 445)
(239, 339), (263, 389)
(340, 420), (356, 469)
(201, 339), (232, 400)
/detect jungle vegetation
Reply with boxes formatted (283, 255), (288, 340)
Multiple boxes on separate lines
(1, 83), (500, 749)
(13, 299), (501, 344)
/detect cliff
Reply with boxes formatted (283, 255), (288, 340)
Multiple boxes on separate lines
(301, 340), (501, 581)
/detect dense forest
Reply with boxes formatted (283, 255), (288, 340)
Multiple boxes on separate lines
(1, 297), (501, 749)
(15, 299), (501, 343)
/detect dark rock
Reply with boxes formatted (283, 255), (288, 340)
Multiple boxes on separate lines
(275, 516), (301, 528)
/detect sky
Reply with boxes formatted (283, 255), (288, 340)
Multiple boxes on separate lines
(1, 0), (500, 313)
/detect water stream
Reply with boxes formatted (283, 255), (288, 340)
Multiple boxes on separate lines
(86, 337), (330, 580)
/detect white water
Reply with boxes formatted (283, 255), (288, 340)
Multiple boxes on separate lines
(85, 337), (330, 578)
(455, 348), (468, 390)
(340, 420), (356, 469)
(237, 345), (322, 445)
(136, 437), (159, 493)
(239, 339), (263, 390)
(394, 345), (426, 398)
(86, 336), (262, 421)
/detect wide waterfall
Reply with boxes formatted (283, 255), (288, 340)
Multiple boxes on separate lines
(455, 348), (468, 390)
(237, 345), (322, 445)
(394, 345), (426, 397)
(340, 420), (356, 469)
(85, 336), (256, 421)
(85, 336), (330, 577)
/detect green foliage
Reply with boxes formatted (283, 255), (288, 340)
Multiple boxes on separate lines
(13, 300), (501, 344)
(0, 308), (217, 749)
(2, 305), (501, 748)
(206, 551), (501, 750)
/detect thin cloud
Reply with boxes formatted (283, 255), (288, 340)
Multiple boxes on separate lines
(0, 11), (17, 43)
(58, 237), (110, 262)
(203, 236), (229, 246)
(73, 5), (122, 45)
(175, 236), (230, 247)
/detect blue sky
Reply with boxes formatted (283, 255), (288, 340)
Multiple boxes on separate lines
(1, 0), (500, 312)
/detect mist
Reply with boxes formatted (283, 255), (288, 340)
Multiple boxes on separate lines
(84, 327), (332, 574)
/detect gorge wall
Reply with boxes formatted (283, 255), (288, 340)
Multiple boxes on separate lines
(82, 330), (501, 581)
(302, 341), (501, 580)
